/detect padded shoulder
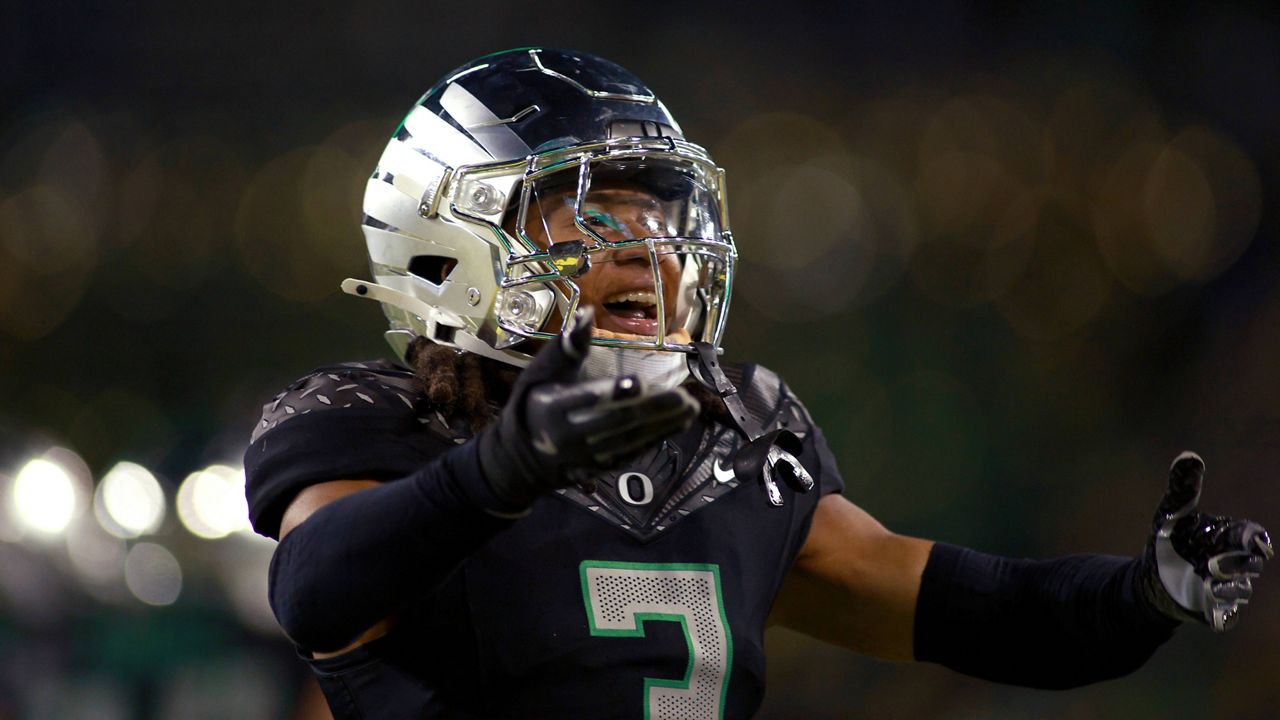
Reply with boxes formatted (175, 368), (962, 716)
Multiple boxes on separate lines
(244, 359), (468, 539)
(251, 360), (429, 444)
(250, 359), (482, 446)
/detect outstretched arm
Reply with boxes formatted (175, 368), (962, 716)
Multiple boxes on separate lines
(769, 493), (932, 661)
(771, 453), (1271, 688)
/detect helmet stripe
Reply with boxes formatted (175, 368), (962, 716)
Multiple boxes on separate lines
(440, 82), (534, 160)
(401, 105), (492, 166)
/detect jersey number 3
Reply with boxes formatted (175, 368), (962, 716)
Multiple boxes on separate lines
(579, 561), (733, 720)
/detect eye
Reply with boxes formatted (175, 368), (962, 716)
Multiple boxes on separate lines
(583, 208), (625, 232)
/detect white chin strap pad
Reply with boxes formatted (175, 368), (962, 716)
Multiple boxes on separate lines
(579, 345), (690, 391)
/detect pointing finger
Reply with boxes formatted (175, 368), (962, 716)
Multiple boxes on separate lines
(520, 306), (595, 385)
(1156, 451), (1204, 529)
(560, 305), (595, 361)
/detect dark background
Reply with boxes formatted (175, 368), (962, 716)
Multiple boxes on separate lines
(1, 1), (1278, 717)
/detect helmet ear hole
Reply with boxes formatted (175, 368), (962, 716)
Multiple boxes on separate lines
(408, 255), (459, 285)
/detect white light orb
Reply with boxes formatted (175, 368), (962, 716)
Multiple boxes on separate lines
(96, 461), (165, 538)
(11, 457), (78, 536)
(176, 465), (250, 540)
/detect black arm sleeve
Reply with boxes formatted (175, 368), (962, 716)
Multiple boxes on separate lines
(244, 361), (516, 653)
(913, 543), (1179, 689)
(268, 438), (516, 653)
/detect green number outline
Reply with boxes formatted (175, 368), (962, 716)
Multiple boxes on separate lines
(579, 560), (733, 720)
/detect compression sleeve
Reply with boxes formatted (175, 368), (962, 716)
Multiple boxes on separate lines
(268, 438), (515, 654)
(913, 543), (1179, 689)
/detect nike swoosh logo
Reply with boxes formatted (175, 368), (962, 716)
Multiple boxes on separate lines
(713, 459), (735, 484)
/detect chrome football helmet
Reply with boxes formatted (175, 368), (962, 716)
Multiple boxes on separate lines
(347, 47), (736, 367)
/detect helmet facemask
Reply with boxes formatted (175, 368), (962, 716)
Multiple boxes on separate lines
(455, 138), (736, 358)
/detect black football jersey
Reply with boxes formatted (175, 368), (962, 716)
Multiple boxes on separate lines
(245, 359), (844, 719)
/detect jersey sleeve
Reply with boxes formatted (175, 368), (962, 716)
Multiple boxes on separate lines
(729, 363), (846, 497)
(243, 361), (461, 540)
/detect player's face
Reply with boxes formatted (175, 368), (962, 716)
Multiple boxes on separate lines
(519, 186), (683, 339)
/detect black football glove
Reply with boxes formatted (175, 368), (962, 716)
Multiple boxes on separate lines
(476, 307), (700, 511)
(1141, 451), (1273, 631)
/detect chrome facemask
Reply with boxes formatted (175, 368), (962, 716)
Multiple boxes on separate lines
(446, 138), (736, 355)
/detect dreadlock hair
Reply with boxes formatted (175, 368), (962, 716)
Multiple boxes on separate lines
(406, 336), (513, 432)
(405, 336), (733, 434)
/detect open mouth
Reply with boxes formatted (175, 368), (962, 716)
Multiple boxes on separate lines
(598, 289), (661, 336)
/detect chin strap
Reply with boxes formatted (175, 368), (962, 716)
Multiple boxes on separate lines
(687, 342), (814, 506)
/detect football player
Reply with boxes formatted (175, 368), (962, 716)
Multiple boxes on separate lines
(246, 48), (1272, 719)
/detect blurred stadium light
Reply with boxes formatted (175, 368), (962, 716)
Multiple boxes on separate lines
(176, 464), (252, 540)
(10, 453), (81, 538)
(95, 461), (166, 538)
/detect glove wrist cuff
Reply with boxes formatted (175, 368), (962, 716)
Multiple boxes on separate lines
(1137, 549), (1194, 626)
(474, 426), (540, 513)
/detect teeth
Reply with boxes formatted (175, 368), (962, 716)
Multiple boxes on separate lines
(603, 290), (657, 306)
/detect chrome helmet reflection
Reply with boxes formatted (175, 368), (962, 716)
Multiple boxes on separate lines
(348, 47), (736, 367)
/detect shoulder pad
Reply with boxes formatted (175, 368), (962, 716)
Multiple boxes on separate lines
(251, 360), (452, 444)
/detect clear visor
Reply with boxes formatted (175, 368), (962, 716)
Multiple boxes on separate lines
(495, 153), (734, 351)
(520, 159), (724, 249)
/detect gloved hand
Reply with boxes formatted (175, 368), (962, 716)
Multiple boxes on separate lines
(476, 307), (699, 510)
(1141, 451), (1273, 631)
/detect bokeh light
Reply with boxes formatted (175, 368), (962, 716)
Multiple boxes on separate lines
(1092, 127), (1260, 297)
(95, 461), (166, 538)
(124, 138), (247, 291)
(1159, 127), (1261, 282)
(177, 465), (251, 540)
(0, 185), (99, 340)
(233, 124), (376, 302)
(123, 541), (183, 606)
(65, 517), (128, 593)
(909, 151), (1031, 307)
(11, 456), (79, 537)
